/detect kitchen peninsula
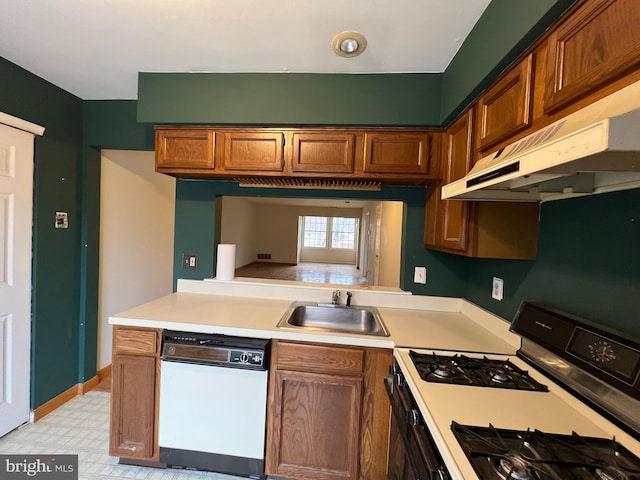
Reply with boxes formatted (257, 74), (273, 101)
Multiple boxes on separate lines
(109, 278), (520, 479)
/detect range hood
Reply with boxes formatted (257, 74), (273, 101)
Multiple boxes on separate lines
(442, 80), (640, 202)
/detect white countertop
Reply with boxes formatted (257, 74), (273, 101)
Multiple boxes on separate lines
(109, 278), (519, 353)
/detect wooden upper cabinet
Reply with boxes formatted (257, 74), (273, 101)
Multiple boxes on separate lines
(291, 132), (355, 173)
(477, 54), (533, 151)
(544, 0), (640, 112)
(220, 131), (285, 171)
(156, 129), (214, 169)
(441, 110), (473, 252)
(363, 131), (430, 174)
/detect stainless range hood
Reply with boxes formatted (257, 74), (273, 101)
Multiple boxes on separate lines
(442, 80), (640, 202)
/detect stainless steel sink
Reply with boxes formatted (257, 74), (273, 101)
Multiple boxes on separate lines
(277, 302), (390, 337)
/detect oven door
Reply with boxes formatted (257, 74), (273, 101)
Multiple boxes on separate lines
(385, 366), (449, 480)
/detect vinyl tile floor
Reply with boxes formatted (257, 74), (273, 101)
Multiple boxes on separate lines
(0, 391), (244, 480)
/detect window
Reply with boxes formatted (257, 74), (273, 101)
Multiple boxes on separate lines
(302, 216), (358, 250)
(331, 217), (356, 249)
(303, 216), (327, 248)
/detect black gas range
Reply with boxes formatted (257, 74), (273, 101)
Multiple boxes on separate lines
(389, 301), (640, 480)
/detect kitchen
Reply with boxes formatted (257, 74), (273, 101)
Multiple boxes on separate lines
(1, 0), (639, 479)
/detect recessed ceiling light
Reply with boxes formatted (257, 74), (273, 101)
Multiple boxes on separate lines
(332, 31), (367, 58)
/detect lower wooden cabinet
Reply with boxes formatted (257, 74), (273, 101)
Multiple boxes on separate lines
(109, 326), (161, 461)
(265, 340), (392, 480)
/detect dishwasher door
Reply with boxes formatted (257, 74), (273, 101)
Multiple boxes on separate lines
(159, 360), (268, 478)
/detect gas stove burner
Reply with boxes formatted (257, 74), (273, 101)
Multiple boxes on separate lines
(489, 369), (510, 384)
(409, 351), (549, 391)
(433, 364), (456, 378)
(496, 455), (533, 480)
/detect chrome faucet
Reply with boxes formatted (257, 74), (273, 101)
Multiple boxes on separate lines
(346, 291), (353, 307)
(331, 290), (341, 305)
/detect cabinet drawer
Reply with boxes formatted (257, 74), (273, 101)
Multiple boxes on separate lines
(544, 0), (640, 112)
(276, 342), (364, 375)
(114, 328), (158, 355)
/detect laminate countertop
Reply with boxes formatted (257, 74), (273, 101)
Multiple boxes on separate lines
(109, 278), (520, 354)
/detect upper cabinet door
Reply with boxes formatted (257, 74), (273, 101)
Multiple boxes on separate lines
(291, 132), (355, 173)
(544, 0), (640, 112)
(363, 132), (430, 174)
(477, 54), (533, 151)
(221, 131), (285, 171)
(441, 110), (473, 252)
(156, 129), (214, 169)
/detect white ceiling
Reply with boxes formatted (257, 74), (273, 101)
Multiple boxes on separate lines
(1, 0), (491, 100)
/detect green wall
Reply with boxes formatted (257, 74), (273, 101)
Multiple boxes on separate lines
(440, 0), (577, 123)
(0, 57), (84, 408)
(138, 73), (443, 126)
(172, 180), (468, 297)
(466, 189), (640, 337)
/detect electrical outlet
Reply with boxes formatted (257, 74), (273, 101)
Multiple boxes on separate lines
(414, 266), (427, 284)
(182, 253), (198, 269)
(492, 277), (504, 301)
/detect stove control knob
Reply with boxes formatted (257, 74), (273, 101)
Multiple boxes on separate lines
(393, 373), (404, 387)
(388, 364), (400, 375)
(433, 468), (448, 480)
(407, 409), (421, 426)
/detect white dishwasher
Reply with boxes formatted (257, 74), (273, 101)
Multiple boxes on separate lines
(158, 331), (270, 479)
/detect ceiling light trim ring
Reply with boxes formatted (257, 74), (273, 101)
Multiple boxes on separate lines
(332, 31), (367, 58)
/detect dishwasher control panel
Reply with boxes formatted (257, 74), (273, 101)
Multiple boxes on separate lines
(230, 350), (265, 366)
(161, 330), (270, 370)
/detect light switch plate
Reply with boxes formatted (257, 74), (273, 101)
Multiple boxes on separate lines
(492, 277), (504, 301)
(414, 266), (427, 284)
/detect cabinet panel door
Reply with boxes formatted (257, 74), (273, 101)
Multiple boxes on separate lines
(110, 354), (157, 459)
(441, 111), (473, 251)
(477, 54), (533, 151)
(363, 132), (430, 174)
(221, 131), (285, 171)
(544, 0), (640, 112)
(156, 129), (214, 169)
(292, 132), (355, 173)
(266, 370), (362, 480)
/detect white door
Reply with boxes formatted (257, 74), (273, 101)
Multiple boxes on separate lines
(0, 122), (36, 437)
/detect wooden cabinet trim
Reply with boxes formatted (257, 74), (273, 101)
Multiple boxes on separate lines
(477, 54), (533, 151)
